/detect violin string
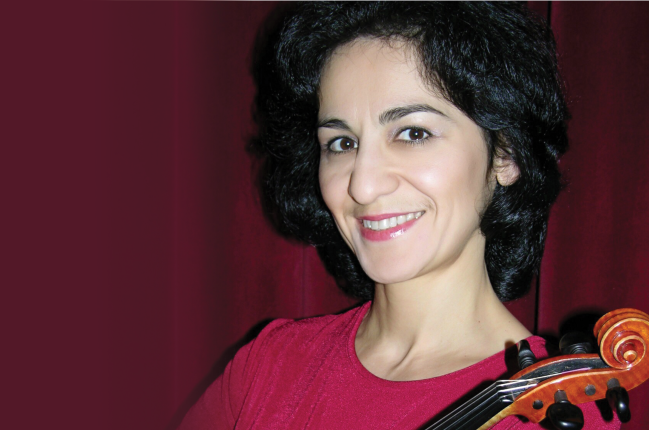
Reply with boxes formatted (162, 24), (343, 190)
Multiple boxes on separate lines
(422, 385), (496, 429)
(427, 386), (505, 430)
(426, 382), (511, 429)
(425, 358), (603, 429)
(425, 375), (559, 429)
(435, 381), (524, 421)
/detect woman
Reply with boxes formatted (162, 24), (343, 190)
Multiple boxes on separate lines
(181, 3), (619, 429)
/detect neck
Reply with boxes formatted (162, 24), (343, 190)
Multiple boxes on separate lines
(367, 261), (499, 351)
(355, 241), (531, 380)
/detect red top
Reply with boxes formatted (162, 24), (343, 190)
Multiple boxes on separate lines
(180, 302), (619, 429)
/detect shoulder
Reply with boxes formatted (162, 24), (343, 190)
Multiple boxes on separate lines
(228, 303), (367, 385)
(178, 304), (367, 429)
(527, 335), (551, 360)
(246, 303), (366, 360)
(227, 305), (366, 416)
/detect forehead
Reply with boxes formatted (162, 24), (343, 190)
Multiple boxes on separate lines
(325, 38), (418, 73)
(318, 38), (447, 117)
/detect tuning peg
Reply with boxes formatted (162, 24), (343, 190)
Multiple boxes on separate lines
(517, 339), (537, 370)
(546, 390), (584, 430)
(559, 332), (595, 355)
(606, 379), (631, 423)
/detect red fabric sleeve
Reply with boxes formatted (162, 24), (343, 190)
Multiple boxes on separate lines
(178, 319), (291, 430)
(177, 358), (238, 429)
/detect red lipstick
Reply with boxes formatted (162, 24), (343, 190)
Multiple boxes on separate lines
(358, 211), (423, 242)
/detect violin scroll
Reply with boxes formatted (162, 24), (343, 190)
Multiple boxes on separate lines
(478, 308), (649, 429)
(594, 308), (649, 369)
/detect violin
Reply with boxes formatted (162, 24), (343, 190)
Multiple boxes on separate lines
(422, 308), (649, 430)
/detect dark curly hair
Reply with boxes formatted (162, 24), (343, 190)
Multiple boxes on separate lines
(249, 2), (569, 302)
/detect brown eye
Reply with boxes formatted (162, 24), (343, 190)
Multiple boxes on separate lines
(329, 137), (358, 152)
(396, 127), (431, 142)
(408, 129), (424, 140)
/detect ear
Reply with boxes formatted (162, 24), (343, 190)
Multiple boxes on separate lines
(493, 154), (520, 187)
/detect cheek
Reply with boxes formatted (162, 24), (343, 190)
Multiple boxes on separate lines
(406, 157), (452, 197)
(318, 161), (348, 216)
(409, 151), (489, 210)
(319, 162), (358, 251)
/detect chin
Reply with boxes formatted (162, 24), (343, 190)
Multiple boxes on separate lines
(358, 256), (422, 286)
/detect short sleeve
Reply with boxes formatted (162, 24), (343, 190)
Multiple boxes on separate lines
(177, 319), (291, 430)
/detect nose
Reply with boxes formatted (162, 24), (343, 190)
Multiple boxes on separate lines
(348, 142), (399, 205)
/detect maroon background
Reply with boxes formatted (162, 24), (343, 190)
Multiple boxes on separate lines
(5, 2), (648, 430)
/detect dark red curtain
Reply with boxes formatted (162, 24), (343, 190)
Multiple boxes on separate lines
(7, 2), (648, 430)
(538, 3), (649, 426)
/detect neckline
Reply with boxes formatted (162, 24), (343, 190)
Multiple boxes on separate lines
(346, 301), (546, 386)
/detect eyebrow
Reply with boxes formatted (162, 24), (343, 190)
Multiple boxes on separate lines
(316, 118), (350, 130)
(317, 103), (449, 130)
(378, 104), (448, 125)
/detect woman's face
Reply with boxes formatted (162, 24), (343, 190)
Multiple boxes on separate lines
(318, 39), (498, 285)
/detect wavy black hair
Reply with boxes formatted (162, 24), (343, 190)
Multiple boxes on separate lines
(249, 2), (569, 302)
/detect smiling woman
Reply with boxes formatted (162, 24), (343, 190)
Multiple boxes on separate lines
(178, 3), (620, 429)
(250, 3), (569, 307)
(317, 39), (529, 382)
(318, 39), (510, 290)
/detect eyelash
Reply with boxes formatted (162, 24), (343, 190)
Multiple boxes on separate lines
(322, 126), (434, 154)
(325, 136), (358, 154)
(394, 127), (432, 146)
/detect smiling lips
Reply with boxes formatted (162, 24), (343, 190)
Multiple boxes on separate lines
(358, 211), (424, 241)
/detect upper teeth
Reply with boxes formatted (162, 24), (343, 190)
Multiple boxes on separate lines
(362, 211), (424, 231)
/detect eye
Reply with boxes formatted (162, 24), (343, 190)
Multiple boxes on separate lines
(396, 127), (431, 142)
(328, 136), (358, 153)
